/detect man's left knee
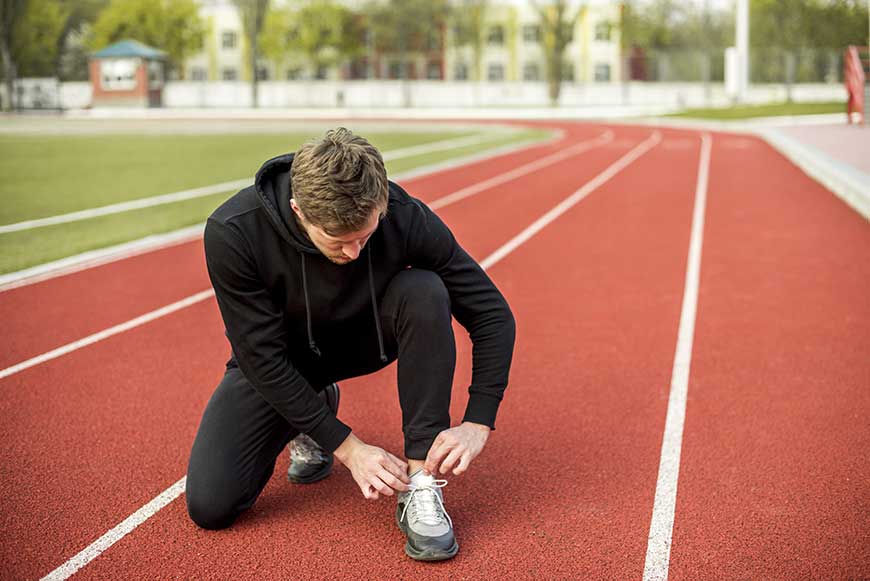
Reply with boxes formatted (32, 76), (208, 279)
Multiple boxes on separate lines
(390, 269), (450, 320)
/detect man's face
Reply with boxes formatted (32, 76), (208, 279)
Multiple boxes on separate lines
(291, 199), (380, 265)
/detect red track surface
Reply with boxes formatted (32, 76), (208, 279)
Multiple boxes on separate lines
(1, 122), (868, 580)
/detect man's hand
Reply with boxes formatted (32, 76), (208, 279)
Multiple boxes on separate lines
(334, 433), (410, 500)
(424, 422), (491, 476)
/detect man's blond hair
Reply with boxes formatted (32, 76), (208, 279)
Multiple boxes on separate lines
(290, 127), (389, 235)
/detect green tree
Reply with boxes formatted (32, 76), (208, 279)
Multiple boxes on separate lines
(450, 0), (488, 81)
(90, 0), (205, 76)
(0, 0), (25, 110)
(54, 0), (108, 80)
(532, 0), (579, 105)
(262, 0), (364, 79)
(10, 0), (66, 78)
(233, 0), (269, 107)
(620, 0), (732, 83)
(367, 0), (449, 80)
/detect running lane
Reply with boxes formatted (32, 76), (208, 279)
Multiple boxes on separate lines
(0, 122), (603, 370)
(56, 129), (703, 580)
(1, 124), (645, 579)
(667, 134), (870, 579)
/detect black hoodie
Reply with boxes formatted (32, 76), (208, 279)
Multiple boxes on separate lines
(203, 153), (516, 453)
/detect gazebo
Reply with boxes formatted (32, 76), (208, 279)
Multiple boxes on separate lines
(89, 39), (167, 108)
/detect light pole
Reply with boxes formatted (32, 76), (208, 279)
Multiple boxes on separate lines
(736, 0), (749, 102)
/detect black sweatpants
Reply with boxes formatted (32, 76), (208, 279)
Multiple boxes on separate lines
(186, 269), (456, 530)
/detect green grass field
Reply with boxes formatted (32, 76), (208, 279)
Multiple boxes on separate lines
(668, 100), (845, 120)
(0, 125), (551, 274)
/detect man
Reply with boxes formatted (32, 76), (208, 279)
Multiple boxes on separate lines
(186, 128), (515, 561)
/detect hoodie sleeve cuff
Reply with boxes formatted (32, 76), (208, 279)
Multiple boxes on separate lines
(462, 392), (502, 430)
(308, 414), (353, 453)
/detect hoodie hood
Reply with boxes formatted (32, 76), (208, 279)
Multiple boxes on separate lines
(252, 151), (388, 364)
(254, 152), (320, 254)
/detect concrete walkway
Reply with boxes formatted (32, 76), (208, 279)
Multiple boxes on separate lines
(758, 121), (870, 219)
(778, 123), (870, 174)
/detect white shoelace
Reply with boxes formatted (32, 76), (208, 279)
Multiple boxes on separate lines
(400, 479), (453, 528)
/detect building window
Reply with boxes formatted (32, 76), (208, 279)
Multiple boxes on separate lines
(487, 63), (504, 81)
(222, 31), (237, 50)
(315, 65), (329, 80)
(388, 62), (404, 79)
(190, 67), (207, 81)
(426, 31), (442, 51)
(221, 67), (238, 81)
(594, 22), (611, 42)
(562, 62), (575, 82)
(454, 63), (468, 80)
(487, 26), (504, 45)
(522, 24), (541, 43)
(427, 61), (441, 80)
(286, 68), (302, 80)
(523, 63), (540, 81)
(256, 66), (269, 81)
(100, 59), (137, 91)
(594, 63), (611, 82)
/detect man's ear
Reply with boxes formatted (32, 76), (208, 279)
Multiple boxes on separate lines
(289, 198), (303, 219)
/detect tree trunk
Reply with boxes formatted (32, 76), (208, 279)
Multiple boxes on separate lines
(0, 35), (14, 111)
(784, 50), (795, 103)
(54, 20), (73, 80)
(548, 75), (560, 105)
(250, 30), (259, 108)
(546, 51), (561, 105)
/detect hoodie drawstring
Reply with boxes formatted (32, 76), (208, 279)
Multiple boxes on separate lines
(368, 245), (388, 363)
(300, 252), (321, 357)
(298, 246), (388, 364)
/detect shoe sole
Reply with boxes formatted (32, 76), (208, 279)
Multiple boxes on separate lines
(395, 511), (459, 561)
(287, 383), (339, 485)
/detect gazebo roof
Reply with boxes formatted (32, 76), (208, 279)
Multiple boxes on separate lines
(92, 39), (167, 60)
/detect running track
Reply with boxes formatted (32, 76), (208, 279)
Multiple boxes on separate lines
(1, 121), (868, 580)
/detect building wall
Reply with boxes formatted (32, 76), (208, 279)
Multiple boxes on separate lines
(181, 0), (624, 84)
(89, 58), (150, 107)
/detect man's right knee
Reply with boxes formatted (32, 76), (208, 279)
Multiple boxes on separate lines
(185, 484), (240, 531)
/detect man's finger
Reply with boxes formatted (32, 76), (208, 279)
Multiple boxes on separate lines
(370, 475), (393, 497)
(384, 452), (411, 480)
(363, 484), (378, 500)
(439, 447), (463, 475)
(382, 455), (411, 485)
(377, 468), (408, 492)
(453, 452), (472, 475)
(425, 441), (450, 474)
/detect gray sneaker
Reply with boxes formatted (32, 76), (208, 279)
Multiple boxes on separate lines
(287, 383), (339, 484)
(395, 469), (459, 561)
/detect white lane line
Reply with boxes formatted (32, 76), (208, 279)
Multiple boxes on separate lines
(0, 225), (206, 292)
(642, 132), (713, 581)
(482, 131), (662, 269)
(1, 130), (612, 376)
(0, 129), (565, 292)
(429, 130), (615, 210)
(40, 477), (187, 581)
(0, 131), (609, 374)
(33, 129), (658, 581)
(0, 290), (214, 380)
(0, 131), (510, 234)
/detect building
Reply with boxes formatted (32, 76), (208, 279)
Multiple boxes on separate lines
(90, 39), (166, 107)
(183, 0), (622, 84)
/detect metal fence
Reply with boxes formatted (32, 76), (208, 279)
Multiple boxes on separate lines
(624, 47), (845, 85)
